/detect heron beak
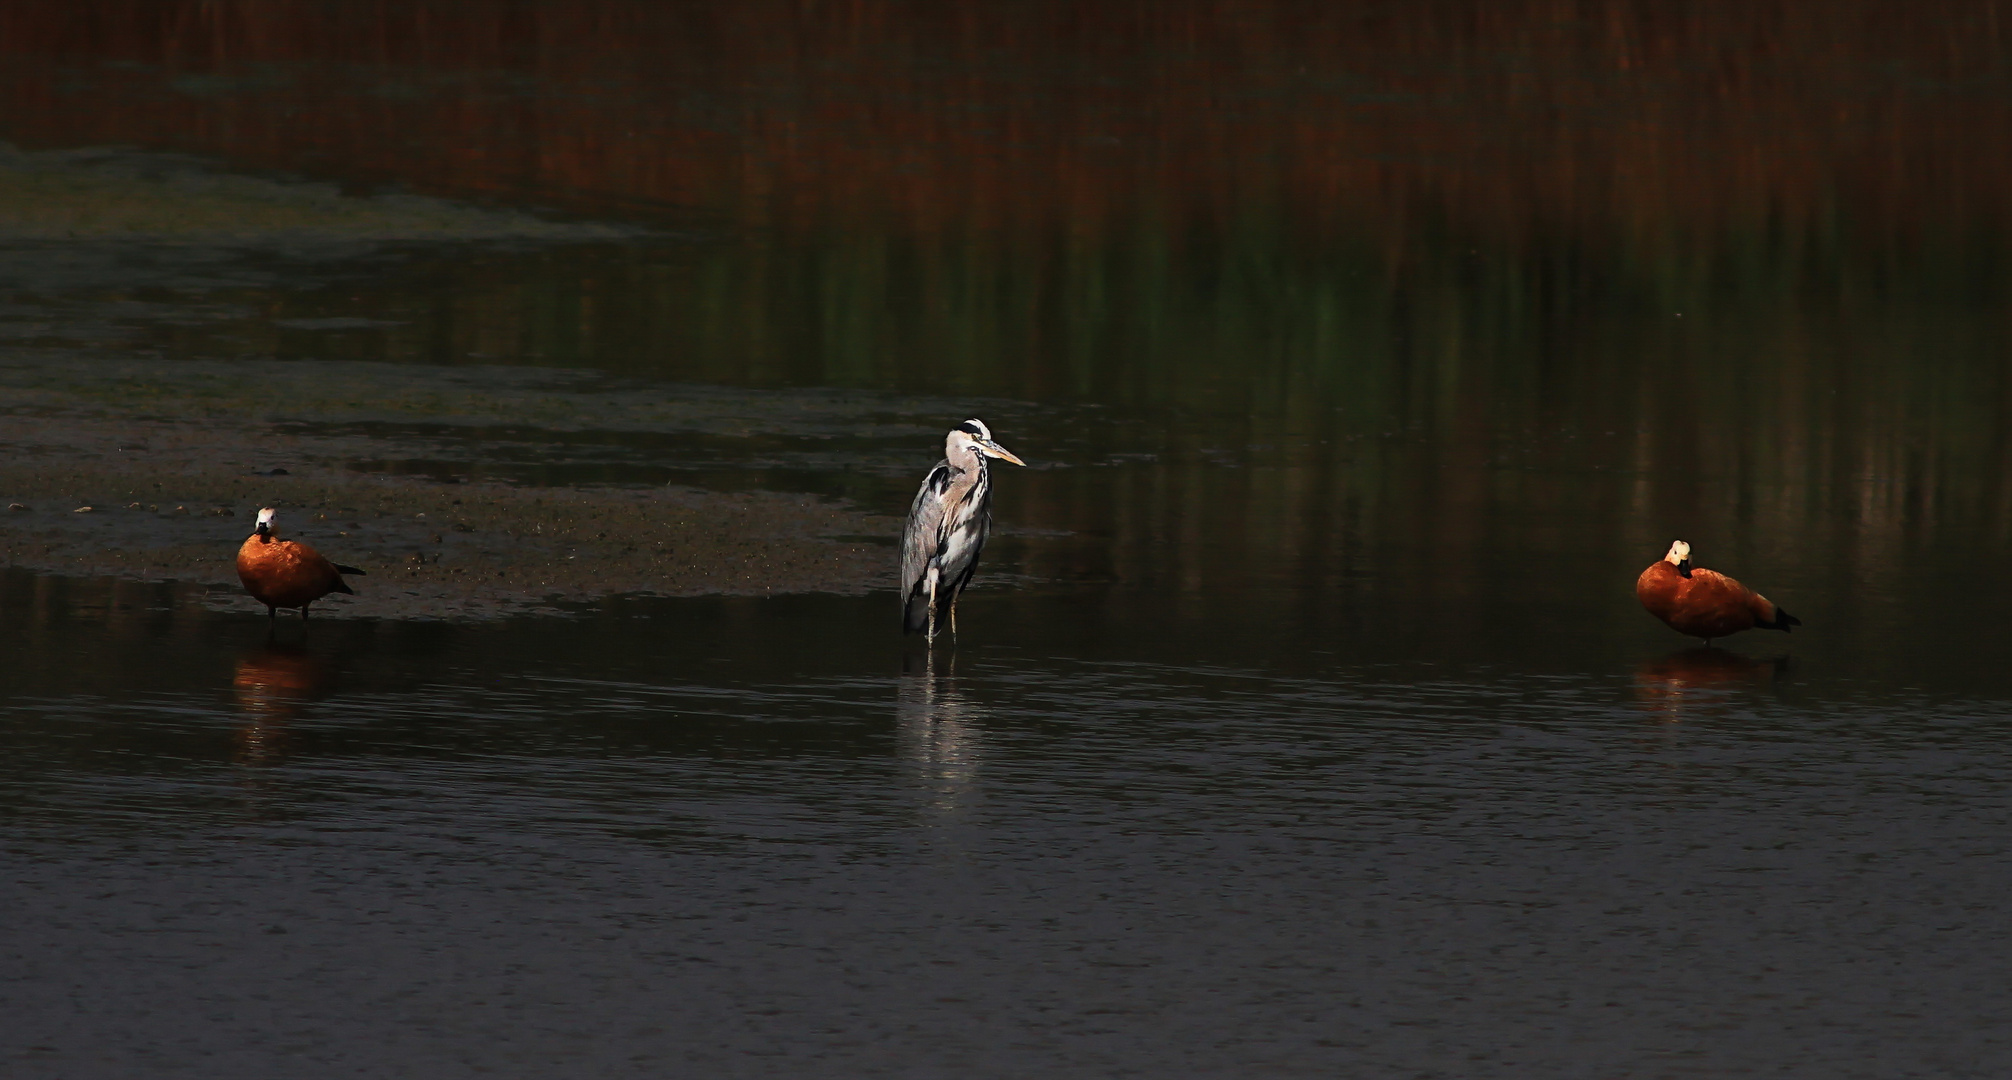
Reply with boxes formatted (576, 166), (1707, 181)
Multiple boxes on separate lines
(980, 440), (1026, 466)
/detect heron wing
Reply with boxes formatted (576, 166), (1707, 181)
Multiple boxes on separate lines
(901, 462), (955, 601)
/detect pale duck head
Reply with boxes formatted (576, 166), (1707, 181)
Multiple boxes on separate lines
(1664, 539), (1692, 578)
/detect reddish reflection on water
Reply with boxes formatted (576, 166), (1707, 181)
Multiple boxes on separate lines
(1, 0), (2006, 242)
(231, 638), (330, 762)
(1632, 646), (1785, 719)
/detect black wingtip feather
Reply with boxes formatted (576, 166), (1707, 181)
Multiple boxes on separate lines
(902, 592), (930, 635)
(334, 564), (366, 576)
(1765, 607), (1802, 632)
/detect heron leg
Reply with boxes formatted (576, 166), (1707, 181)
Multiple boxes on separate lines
(924, 567), (940, 642)
(949, 600), (957, 637)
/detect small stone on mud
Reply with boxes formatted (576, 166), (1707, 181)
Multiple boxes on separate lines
(7, 503), (27, 511)
(74, 506), (93, 513)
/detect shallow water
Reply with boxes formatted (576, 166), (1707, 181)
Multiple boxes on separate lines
(6, 575), (2012, 1077)
(4, 3), (2012, 1077)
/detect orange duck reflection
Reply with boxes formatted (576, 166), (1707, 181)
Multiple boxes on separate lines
(1633, 647), (1785, 719)
(231, 639), (332, 762)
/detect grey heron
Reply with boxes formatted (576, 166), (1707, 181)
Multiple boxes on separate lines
(900, 419), (1026, 640)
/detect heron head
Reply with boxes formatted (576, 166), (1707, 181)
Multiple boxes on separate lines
(1664, 539), (1692, 578)
(950, 418), (1026, 467)
(255, 507), (276, 540)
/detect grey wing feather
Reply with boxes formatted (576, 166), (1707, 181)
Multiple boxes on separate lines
(901, 462), (953, 604)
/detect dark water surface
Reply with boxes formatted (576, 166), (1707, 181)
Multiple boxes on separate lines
(4, 3), (2012, 1077)
(6, 575), (2012, 1077)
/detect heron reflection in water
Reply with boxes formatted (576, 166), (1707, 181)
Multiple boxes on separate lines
(231, 638), (331, 763)
(900, 419), (1026, 642)
(895, 651), (989, 819)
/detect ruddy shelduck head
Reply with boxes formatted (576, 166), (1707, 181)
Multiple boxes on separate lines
(255, 507), (277, 541)
(1664, 539), (1692, 578)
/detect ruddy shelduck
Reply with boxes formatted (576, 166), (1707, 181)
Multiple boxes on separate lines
(1636, 540), (1800, 645)
(236, 508), (365, 619)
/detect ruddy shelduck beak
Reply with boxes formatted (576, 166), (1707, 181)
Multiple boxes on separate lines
(979, 439), (1026, 467)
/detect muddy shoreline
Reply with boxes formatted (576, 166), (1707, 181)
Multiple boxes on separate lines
(0, 409), (897, 619)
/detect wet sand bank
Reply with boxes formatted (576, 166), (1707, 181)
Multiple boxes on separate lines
(0, 408), (895, 620)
